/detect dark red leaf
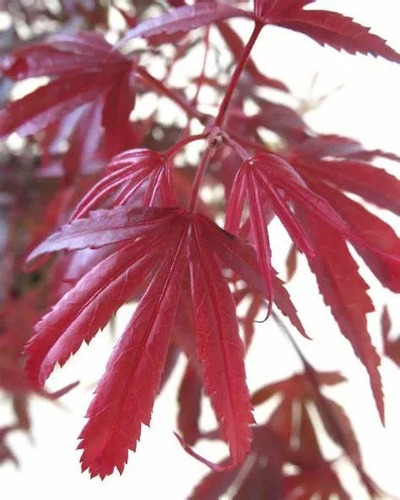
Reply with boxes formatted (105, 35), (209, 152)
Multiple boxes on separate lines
(102, 72), (137, 156)
(252, 96), (310, 145)
(381, 306), (392, 342)
(62, 100), (104, 183)
(318, 397), (362, 467)
(190, 459), (237, 500)
(381, 308), (400, 366)
(251, 371), (345, 407)
(1, 32), (122, 80)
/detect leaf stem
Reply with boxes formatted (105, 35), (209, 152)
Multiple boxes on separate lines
(214, 22), (263, 128)
(136, 65), (207, 123)
(188, 22), (263, 212)
(187, 141), (216, 213)
(166, 133), (209, 159)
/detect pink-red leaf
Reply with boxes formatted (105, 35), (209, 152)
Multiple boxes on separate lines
(226, 152), (357, 316)
(24, 236), (165, 387)
(26, 206), (181, 268)
(295, 158), (400, 216)
(303, 177), (400, 292)
(0, 32), (134, 139)
(189, 218), (253, 465)
(276, 10), (400, 63)
(200, 214), (306, 338)
(70, 149), (176, 220)
(247, 170), (274, 315)
(1, 32), (123, 80)
(79, 229), (189, 478)
(297, 209), (384, 422)
(0, 73), (115, 137)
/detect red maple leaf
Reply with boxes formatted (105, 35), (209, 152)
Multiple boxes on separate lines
(253, 1), (400, 62)
(0, 32), (137, 157)
(0, 0), (398, 489)
(24, 206), (276, 477)
(192, 370), (380, 499)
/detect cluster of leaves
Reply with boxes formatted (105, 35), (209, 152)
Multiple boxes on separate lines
(0, 0), (115, 465)
(1, 0), (400, 496)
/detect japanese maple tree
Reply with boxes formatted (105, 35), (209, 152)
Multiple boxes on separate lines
(1, 0), (400, 497)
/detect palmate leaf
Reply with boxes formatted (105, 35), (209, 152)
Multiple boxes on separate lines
(70, 148), (176, 220)
(226, 152), (352, 315)
(251, 372), (364, 468)
(61, 100), (104, 182)
(253, 2), (400, 63)
(283, 465), (351, 500)
(0, 73), (115, 138)
(276, 10), (400, 63)
(24, 235), (167, 387)
(253, 372), (380, 496)
(192, 371), (356, 500)
(189, 219), (253, 464)
(296, 209), (384, 423)
(191, 424), (289, 500)
(295, 157), (400, 216)
(0, 32), (118, 79)
(289, 138), (400, 293)
(252, 95), (310, 145)
(290, 134), (400, 162)
(225, 150), (399, 420)
(26, 206), (182, 268)
(0, 32), (135, 142)
(24, 206), (273, 477)
(198, 213), (306, 338)
(79, 227), (189, 478)
(303, 177), (400, 292)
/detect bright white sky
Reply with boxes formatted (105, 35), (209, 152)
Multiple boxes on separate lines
(1, 1), (400, 499)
